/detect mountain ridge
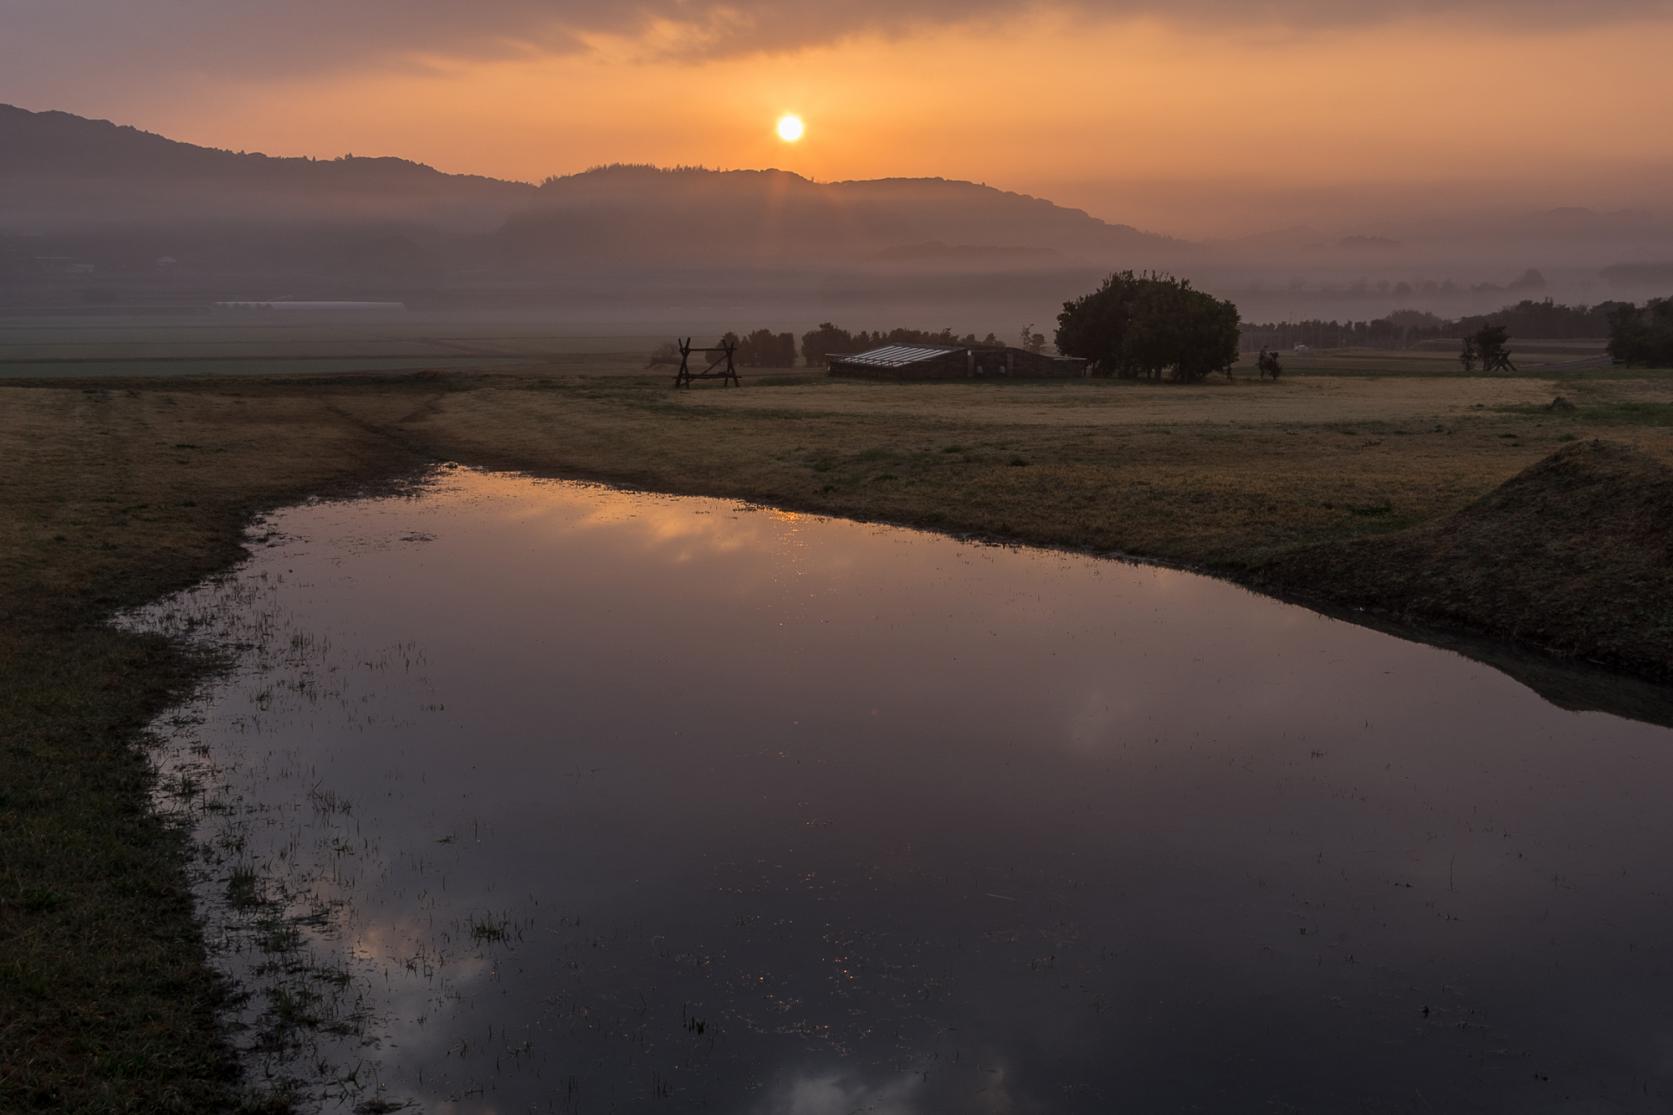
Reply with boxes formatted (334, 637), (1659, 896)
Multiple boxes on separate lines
(6, 104), (1665, 319)
(0, 104), (1178, 260)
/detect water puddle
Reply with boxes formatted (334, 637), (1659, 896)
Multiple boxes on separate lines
(129, 466), (1673, 1112)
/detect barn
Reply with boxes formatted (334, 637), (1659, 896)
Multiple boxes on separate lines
(827, 343), (1087, 381)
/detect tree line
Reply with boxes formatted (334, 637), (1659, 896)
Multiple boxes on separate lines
(798, 325), (1011, 367)
(1242, 298), (1625, 351)
(652, 324), (1020, 368)
(1608, 298), (1673, 367)
(648, 275), (1246, 382)
(1244, 295), (1672, 369)
(649, 287), (1672, 378)
(648, 331), (798, 368)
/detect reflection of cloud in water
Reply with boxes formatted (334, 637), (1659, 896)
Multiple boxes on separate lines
(1064, 687), (1125, 755)
(767, 1071), (924, 1115)
(766, 1060), (1030, 1115)
(476, 477), (865, 586)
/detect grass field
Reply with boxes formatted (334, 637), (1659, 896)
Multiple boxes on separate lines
(2, 354), (1670, 1110)
(406, 362), (1672, 564)
(0, 313), (669, 379)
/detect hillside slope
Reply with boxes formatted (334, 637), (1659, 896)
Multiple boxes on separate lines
(0, 105), (1182, 312)
(506, 164), (1184, 266)
(0, 104), (536, 231)
(0, 106), (1181, 265)
(1259, 439), (1673, 679)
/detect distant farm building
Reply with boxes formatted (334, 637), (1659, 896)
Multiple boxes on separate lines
(828, 343), (1086, 380)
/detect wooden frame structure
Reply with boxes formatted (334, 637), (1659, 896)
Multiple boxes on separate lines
(673, 338), (741, 389)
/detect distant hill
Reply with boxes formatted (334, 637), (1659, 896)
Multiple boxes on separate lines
(1601, 261), (1673, 289)
(501, 165), (1183, 268)
(0, 104), (537, 232)
(0, 106), (1182, 269)
(10, 104), (1660, 320)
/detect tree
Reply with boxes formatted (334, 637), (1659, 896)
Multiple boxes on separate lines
(1056, 271), (1240, 382)
(1471, 324), (1515, 372)
(800, 322), (856, 367)
(1459, 334), (1478, 372)
(727, 329), (801, 367)
(1608, 298), (1673, 368)
(731, 329), (779, 367)
(1020, 324), (1046, 354)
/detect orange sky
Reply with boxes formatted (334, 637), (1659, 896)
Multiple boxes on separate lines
(6, 5), (1672, 236)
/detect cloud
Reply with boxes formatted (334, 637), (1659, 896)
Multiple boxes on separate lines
(0, 2), (584, 81)
(2, 0), (1669, 92)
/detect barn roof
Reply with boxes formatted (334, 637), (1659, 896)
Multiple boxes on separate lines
(829, 343), (963, 368)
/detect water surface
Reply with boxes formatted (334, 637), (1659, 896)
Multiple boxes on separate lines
(135, 468), (1673, 1112)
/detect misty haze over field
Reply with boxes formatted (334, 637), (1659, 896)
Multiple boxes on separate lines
(4, 104), (1672, 329)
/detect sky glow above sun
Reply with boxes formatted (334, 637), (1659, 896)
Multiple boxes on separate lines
(7, 6), (1672, 237)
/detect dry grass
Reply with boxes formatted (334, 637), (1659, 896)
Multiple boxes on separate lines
(0, 379), (432, 1113)
(382, 371), (1673, 566)
(668, 372), (1579, 427)
(2, 365), (1671, 1109)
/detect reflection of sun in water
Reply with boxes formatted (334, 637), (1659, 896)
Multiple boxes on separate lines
(776, 114), (805, 143)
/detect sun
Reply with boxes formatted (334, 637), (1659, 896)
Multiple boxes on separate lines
(776, 114), (805, 143)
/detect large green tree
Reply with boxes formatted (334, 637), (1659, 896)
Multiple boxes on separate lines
(1056, 272), (1240, 382)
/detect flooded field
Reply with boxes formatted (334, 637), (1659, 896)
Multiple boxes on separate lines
(130, 468), (1673, 1112)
